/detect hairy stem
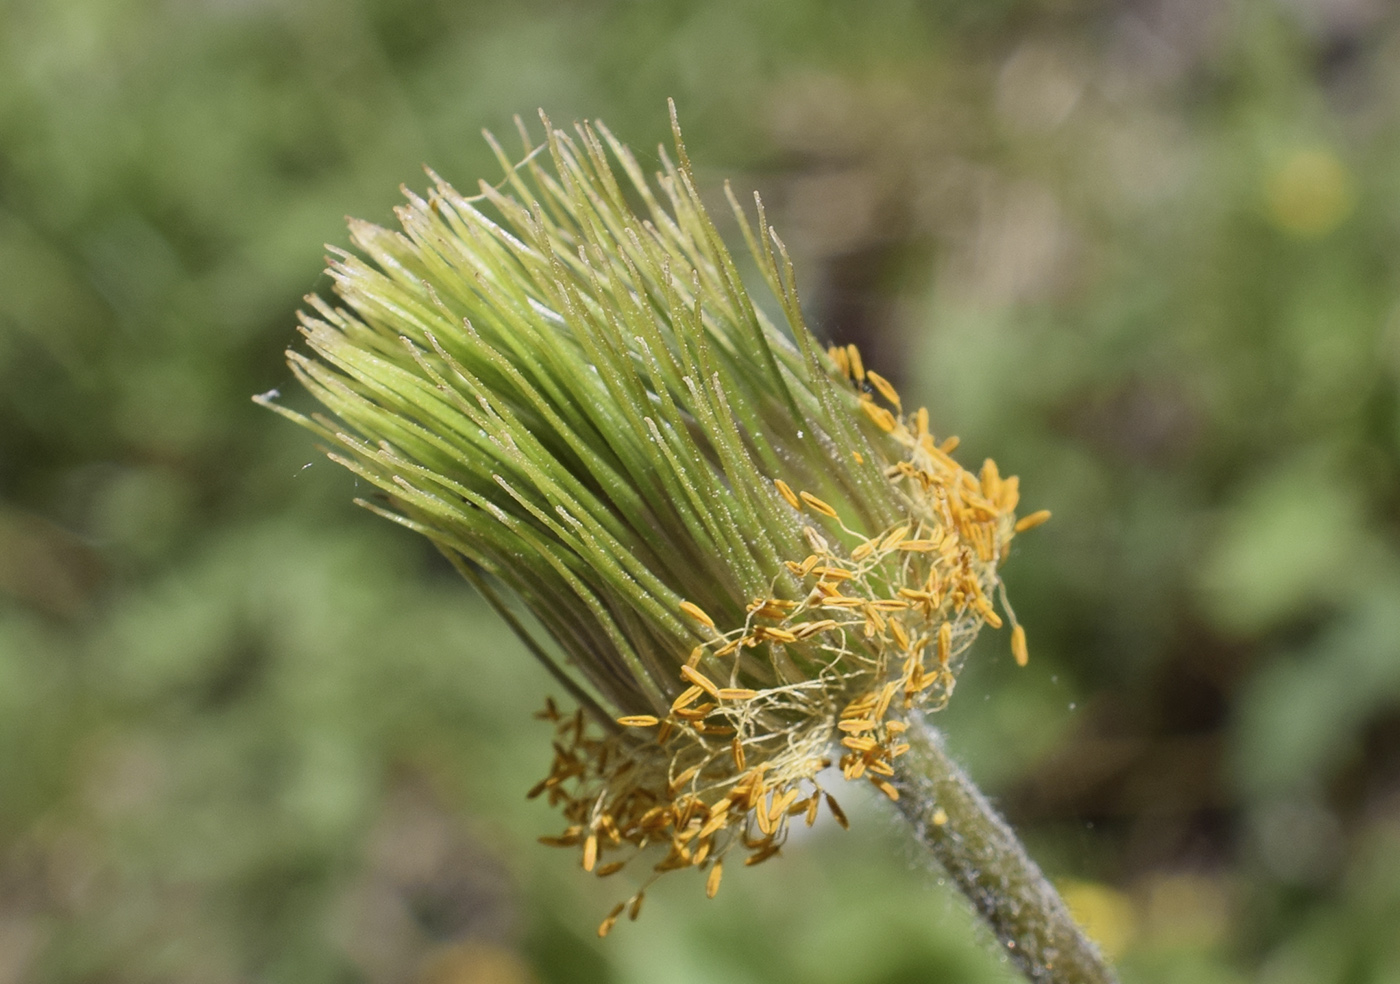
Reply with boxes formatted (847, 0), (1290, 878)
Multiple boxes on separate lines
(891, 717), (1119, 984)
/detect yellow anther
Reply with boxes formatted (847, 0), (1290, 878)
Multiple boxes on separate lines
(1014, 509), (1052, 533)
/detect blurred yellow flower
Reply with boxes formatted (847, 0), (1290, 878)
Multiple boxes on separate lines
(1059, 879), (1136, 961)
(1265, 147), (1355, 239)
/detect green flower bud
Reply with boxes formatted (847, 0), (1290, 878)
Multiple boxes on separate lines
(261, 103), (1041, 933)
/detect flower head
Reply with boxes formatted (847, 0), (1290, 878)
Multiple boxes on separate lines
(262, 103), (1048, 935)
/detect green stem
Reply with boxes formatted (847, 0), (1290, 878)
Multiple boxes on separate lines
(891, 717), (1119, 984)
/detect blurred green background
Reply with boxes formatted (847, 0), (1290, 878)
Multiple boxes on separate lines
(4, 0), (1400, 981)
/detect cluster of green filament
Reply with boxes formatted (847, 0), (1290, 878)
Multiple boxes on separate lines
(260, 103), (908, 726)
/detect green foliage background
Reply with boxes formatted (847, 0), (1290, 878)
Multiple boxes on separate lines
(4, 1), (1400, 981)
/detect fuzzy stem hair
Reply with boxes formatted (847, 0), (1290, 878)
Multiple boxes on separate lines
(893, 717), (1120, 984)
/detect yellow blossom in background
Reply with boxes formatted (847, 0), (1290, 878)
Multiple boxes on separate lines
(1059, 879), (1137, 961)
(1265, 147), (1355, 239)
